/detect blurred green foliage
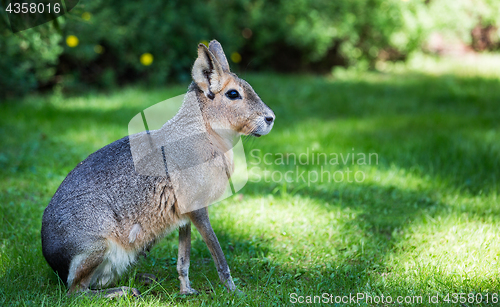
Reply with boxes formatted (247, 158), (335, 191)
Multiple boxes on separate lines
(429, 0), (500, 45)
(1, 0), (500, 98)
(0, 18), (62, 97)
(61, 0), (429, 83)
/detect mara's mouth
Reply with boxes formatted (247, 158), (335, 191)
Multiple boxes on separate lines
(251, 132), (262, 137)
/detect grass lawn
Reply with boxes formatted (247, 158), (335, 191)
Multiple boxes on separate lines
(1, 54), (500, 306)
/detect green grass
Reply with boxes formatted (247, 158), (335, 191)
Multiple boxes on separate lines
(1, 54), (500, 306)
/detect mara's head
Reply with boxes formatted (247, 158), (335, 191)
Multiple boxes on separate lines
(191, 40), (275, 139)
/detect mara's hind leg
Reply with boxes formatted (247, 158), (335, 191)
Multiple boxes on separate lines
(67, 245), (141, 298)
(67, 248), (106, 295)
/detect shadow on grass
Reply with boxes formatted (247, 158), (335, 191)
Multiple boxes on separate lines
(201, 177), (500, 302)
(247, 71), (499, 195)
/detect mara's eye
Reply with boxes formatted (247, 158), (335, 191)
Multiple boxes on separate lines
(225, 90), (241, 100)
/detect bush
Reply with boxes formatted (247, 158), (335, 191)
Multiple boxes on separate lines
(59, 0), (432, 84)
(2, 0), (500, 96)
(60, 0), (240, 86)
(0, 20), (63, 98)
(232, 0), (431, 68)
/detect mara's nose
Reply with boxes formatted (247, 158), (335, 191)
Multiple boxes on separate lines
(264, 116), (274, 125)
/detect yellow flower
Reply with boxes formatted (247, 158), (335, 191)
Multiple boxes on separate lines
(231, 52), (242, 63)
(140, 53), (154, 66)
(66, 35), (79, 48)
(82, 12), (91, 21)
(94, 45), (104, 54)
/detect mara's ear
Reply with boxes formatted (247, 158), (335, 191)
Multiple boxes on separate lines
(208, 40), (230, 72)
(192, 43), (226, 100)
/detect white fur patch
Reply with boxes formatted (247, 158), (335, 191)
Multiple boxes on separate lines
(128, 224), (142, 243)
(67, 220), (190, 289)
(89, 240), (138, 288)
(67, 253), (88, 287)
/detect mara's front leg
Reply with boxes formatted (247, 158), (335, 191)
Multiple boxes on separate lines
(177, 222), (198, 294)
(187, 207), (237, 292)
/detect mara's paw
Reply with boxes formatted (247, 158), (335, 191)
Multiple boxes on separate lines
(99, 286), (142, 299)
(135, 273), (158, 285)
(180, 286), (199, 295)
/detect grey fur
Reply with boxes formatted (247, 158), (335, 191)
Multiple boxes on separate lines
(41, 40), (274, 296)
